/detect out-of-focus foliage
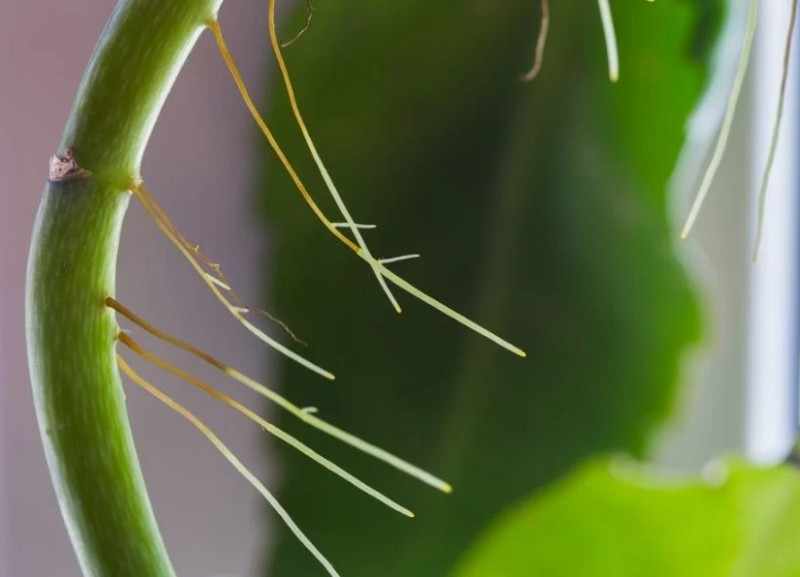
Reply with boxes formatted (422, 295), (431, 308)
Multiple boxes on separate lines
(257, 1), (719, 576)
(453, 458), (800, 577)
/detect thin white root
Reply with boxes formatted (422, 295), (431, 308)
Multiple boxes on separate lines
(332, 222), (377, 230)
(681, 0), (758, 239)
(132, 183), (335, 381)
(753, 0), (798, 259)
(267, 0), (402, 314)
(374, 260), (527, 358)
(106, 296), (453, 493)
(255, 308), (308, 347)
(119, 333), (414, 517)
(204, 273), (232, 291)
(597, 0), (619, 82)
(379, 254), (421, 265)
(226, 364), (454, 493)
(522, 0), (550, 81)
(115, 354), (342, 577)
(280, 0), (313, 48)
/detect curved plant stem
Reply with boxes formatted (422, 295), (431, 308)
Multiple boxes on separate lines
(26, 2), (222, 576)
(26, 3), (523, 577)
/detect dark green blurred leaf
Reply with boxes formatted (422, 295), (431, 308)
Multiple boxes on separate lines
(453, 458), (800, 577)
(258, 1), (717, 576)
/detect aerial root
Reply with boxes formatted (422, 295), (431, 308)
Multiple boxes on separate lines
(527, 0), (660, 82)
(681, 0), (758, 239)
(207, 17), (526, 357)
(105, 296), (453, 493)
(130, 182), (333, 380)
(379, 254), (421, 265)
(118, 332), (414, 517)
(131, 183), (304, 345)
(373, 262), (527, 357)
(332, 222), (377, 230)
(597, 0), (619, 82)
(115, 354), (342, 577)
(206, 20), (358, 253)
(267, 0), (402, 313)
(281, 0), (314, 48)
(753, 0), (798, 259)
(522, 0), (550, 81)
(255, 308), (308, 347)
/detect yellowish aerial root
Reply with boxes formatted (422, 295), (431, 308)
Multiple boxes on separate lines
(116, 355), (343, 577)
(597, 0), (619, 82)
(118, 332), (414, 517)
(267, 0), (402, 313)
(681, 0), (758, 239)
(106, 296), (453, 493)
(753, 0), (798, 259)
(130, 182), (334, 380)
(522, 0), (550, 81)
(205, 18), (526, 358)
(206, 21), (358, 253)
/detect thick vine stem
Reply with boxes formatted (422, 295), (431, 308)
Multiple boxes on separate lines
(26, 1), (222, 576)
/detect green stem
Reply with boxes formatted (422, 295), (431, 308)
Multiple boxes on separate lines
(26, 2), (222, 576)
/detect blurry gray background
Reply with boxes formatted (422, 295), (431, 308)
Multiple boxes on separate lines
(1, 2), (796, 577)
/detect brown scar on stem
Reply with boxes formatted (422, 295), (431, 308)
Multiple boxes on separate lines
(49, 148), (92, 183)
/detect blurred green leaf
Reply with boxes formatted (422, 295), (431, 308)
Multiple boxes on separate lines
(257, 1), (718, 576)
(453, 458), (800, 577)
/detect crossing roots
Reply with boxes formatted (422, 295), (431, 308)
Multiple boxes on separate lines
(111, 287), (458, 576)
(204, 18), (526, 358)
(116, 354), (343, 577)
(118, 6), (541, 576)
(106, 296), (451, 493)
